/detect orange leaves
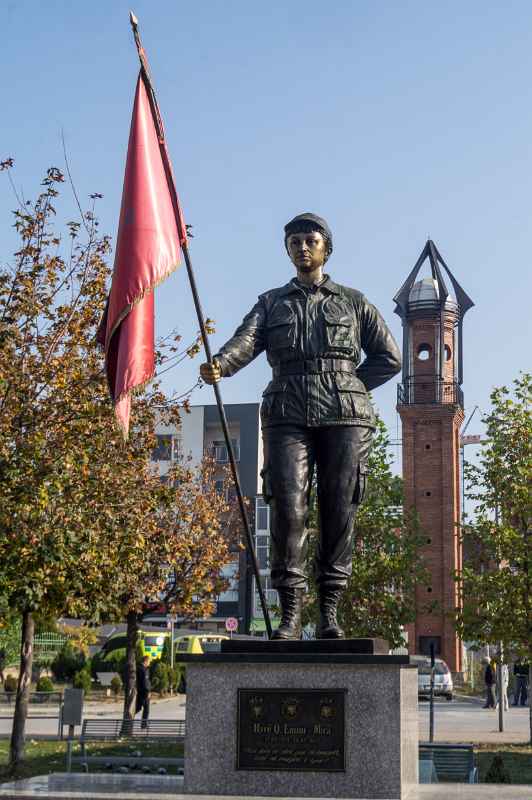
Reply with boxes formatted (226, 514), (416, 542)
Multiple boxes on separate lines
(0, 162), (234, 632)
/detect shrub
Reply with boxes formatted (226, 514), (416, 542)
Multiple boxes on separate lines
(73, 668), (92, 695)
(168, 665), (181, 692)
(51, 641), (85, 682)
(91, 649), (127, 679)
(36, 676), (54, 692)
(110, 675), (122, 696)
(149, 659), (169, 695)
(4, 675), (17, 693)
(161, 636), (172, 665)
(485, 754), (511, 783)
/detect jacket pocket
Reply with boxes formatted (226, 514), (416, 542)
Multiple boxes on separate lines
(334, 374), (375, 423)
(261, 380), (287, 420)
(323, 305), (355, 352)
(267, 303), (296, 351)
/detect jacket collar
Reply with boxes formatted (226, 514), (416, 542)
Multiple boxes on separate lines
(277, 275), (341, 296)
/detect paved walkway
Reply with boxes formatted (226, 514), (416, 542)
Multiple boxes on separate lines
(418, 695), (531, 744)
(0, 774), (531, 799)
(0, 696), (186, 739)
(1, 695), (529, 745)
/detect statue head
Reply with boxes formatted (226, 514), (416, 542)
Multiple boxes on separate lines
(284, 213), (333, 278)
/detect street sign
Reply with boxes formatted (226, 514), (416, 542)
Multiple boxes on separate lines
(225, 617), (238, 633)
(460, 434), (483, 446)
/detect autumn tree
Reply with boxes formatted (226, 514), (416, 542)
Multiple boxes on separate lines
(90, 453), (236, 721)
(0, 160), (209, 769)
(455, 373), (531, 742)
(302, 417), (428, 648)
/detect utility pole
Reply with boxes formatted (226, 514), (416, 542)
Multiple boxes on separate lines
(429, 643), (435, 743)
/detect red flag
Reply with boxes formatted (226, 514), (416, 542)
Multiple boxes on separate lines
(98, 71), (186, 436)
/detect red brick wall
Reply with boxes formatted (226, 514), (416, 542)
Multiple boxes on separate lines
(398, 400), (464, 674)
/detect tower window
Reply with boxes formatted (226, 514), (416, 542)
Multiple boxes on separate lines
(444, 344), (452, 361)
(427, 587), (433, 593)
(425, 443), (431, 450)
(417, 343), (432, 361)
(425, 491), (432, 497)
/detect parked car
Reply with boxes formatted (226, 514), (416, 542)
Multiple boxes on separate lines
(411, 655), (453, 701)
(175, 634), (229, 692)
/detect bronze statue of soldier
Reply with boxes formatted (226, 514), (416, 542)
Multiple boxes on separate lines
(201, 213), (401, 640)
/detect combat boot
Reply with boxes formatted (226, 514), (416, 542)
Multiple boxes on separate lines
(272, 588), (303, 640)
(316, 587), (345, 639)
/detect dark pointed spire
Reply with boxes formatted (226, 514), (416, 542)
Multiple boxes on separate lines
(395, 240), (474, 396)
(393, 240), (474, 320)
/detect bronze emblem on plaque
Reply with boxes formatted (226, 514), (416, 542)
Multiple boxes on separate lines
(280, 696), (300, 720)
(248, 695), (264, 720)
(320, 697), (336, 719)
(237, 688), (346, 772)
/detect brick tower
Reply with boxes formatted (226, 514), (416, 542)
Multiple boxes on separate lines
(394, 240), (473, 674)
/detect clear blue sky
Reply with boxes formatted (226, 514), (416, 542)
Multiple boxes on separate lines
(2, 1), (531, 469)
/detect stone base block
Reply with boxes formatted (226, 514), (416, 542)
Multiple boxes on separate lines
(184, 653), (418, 799)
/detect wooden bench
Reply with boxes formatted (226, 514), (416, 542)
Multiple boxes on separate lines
(419, 743), (478, 783)
(66, 718), (185, 774)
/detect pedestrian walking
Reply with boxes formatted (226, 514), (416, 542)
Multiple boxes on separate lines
(512, 661), (529, 707)
(0, 648), (6, 686)
(135, 655), (151, 728)
(482, 657), (496, 708)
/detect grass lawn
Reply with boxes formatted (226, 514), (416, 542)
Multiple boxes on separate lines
(0, 739), (184, 783)
(475, 745), (532, 784)
(1, 740), (530, 785)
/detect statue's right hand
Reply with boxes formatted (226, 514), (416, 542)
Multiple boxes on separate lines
(200, 359), (222, 385)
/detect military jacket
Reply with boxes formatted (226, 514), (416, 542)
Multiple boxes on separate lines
(214, 276), (401, 429)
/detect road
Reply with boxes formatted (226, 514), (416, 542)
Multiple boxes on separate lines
(0, 694), (529, 744)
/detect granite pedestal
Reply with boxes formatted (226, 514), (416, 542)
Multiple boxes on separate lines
(183, 641), (418, 799)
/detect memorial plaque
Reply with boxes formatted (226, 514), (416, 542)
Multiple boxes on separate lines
(237, 688), (346, 772)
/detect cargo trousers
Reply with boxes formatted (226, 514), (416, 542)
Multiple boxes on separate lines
(261, 424), (373, 590)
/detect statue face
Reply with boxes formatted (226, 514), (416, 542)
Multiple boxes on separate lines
(286, 230), (327, 274)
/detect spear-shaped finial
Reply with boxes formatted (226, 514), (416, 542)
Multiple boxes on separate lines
(129, 10), (138, 29)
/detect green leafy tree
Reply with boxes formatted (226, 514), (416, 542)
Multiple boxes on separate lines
(302, 418), (428, 648)
(455, 373), (531, 742)
(0, 615), (21, 673)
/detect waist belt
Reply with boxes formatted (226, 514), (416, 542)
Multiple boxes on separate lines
(273, 358), (357, 378)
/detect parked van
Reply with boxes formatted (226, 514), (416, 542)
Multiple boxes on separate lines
(99, 629), (169, 664)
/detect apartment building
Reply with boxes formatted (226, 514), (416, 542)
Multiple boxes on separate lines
(153, 402), (276, 634)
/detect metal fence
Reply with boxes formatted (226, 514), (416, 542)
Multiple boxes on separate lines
(0, 690), (62, 706)
(34, 632), (68, 655)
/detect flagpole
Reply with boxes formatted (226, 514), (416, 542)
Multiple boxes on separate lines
(129, 11), (273, 640)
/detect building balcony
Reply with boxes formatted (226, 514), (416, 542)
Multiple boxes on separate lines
(397, 378), (464, 407)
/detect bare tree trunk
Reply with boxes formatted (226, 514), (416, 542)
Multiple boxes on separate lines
(8, 610), (34, 773)
(122, 610), (138, 724)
